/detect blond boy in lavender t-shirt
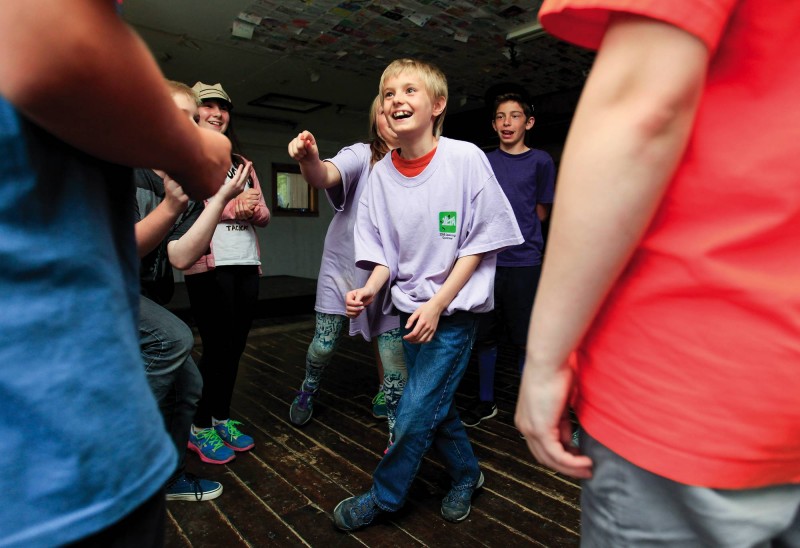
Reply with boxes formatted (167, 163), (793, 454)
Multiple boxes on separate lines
(334, 58), (522, 531)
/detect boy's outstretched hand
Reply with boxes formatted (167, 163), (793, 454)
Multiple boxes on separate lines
(345, 287), (375, 318)
(403, 300), (444, 343)
(287, 131), (319, 163)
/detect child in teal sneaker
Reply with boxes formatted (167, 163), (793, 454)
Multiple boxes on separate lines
(184, 82), (270, 460)
(287, 95), (407, 451)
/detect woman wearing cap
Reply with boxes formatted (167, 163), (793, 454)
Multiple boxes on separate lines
(184, 82), (270, 464)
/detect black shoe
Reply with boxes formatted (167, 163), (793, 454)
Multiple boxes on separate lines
(461, 400), (498, 427)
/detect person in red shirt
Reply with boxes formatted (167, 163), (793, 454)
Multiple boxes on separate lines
(516, 1), (800, 545)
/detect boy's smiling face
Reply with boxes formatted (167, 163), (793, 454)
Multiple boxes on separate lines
(382, 70), (445, 140)
(492, 100), (534, 150)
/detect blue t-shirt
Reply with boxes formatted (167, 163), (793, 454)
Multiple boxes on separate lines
(0, 99), (175, 545)
(486, 148), (555, 267)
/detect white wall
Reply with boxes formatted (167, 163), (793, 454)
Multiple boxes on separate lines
(245, 141), (335, 279)
(174, 117), (359, 282)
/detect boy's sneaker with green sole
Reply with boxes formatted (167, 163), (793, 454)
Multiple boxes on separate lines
(371, 390), (387, 419)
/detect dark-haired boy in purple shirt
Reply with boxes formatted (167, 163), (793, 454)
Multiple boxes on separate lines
(462, 93), (555, 428)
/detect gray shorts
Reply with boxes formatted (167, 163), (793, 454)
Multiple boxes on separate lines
(580, 431), (800, 547)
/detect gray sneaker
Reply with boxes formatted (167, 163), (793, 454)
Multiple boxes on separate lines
(289, 384), (317, 426)
(441, 471), (484, 522)
(333, 491), (381, 531)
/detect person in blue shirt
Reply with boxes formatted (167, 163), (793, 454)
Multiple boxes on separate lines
(0, 1), (230, 544)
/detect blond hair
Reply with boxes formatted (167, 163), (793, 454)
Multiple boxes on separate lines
(165, 79), (200, 106)
(368, 95), (391, 166)
(378, 58), (448, 137)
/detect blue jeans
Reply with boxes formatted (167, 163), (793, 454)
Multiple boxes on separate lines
(139, 295), (202, 482)
(370, 312), (480, 511)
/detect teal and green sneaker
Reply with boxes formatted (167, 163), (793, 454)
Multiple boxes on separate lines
(372, 390), (387, 419)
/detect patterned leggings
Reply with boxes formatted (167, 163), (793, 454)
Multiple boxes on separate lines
(304, 312), (407, 440)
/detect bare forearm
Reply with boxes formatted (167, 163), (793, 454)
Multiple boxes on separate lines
(135, 202), (182, 258)
(167, 195), (228, 269)
(365, 265), (390, 294)
(527, 14), (708, 372)
(0, 0), (229, 198)
(300, 160), (342, 190)
(430, 254), (482, 311)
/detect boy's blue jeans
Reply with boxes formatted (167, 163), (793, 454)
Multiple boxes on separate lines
(370, 311), (481, 511)
(139, 295), (202, 483)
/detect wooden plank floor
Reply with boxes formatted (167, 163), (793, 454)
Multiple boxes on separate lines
(169, 315), (581, 547)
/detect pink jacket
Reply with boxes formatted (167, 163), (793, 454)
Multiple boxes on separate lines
(184, 157), (270, 275)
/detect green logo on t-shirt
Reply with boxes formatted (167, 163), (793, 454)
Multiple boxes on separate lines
(439, 211), (457, 233)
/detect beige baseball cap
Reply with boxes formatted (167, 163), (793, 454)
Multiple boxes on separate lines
(192, 82), (233, 109)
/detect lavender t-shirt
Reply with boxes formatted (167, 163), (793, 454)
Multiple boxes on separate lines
(355, 137), (523, 316)
(316, 142), (398, 339)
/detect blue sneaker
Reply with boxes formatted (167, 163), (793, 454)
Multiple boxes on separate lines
(441, 471), (484, 522)
(214, 419), (254, 451)
(188, 426), (235, 464)
(333, 491), (381, 531)
(166, 472), (222, 502)
(289, 384), (317, 426)
(371, 390), (387, 419)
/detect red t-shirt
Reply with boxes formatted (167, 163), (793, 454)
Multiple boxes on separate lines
(541, 0), (800, 488)
(391, 147), (437, 177)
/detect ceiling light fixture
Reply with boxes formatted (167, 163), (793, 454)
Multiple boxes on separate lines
(232, 113), (297, 130)
(505, 21), (548, 43)
(249, 93), (330, 114)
